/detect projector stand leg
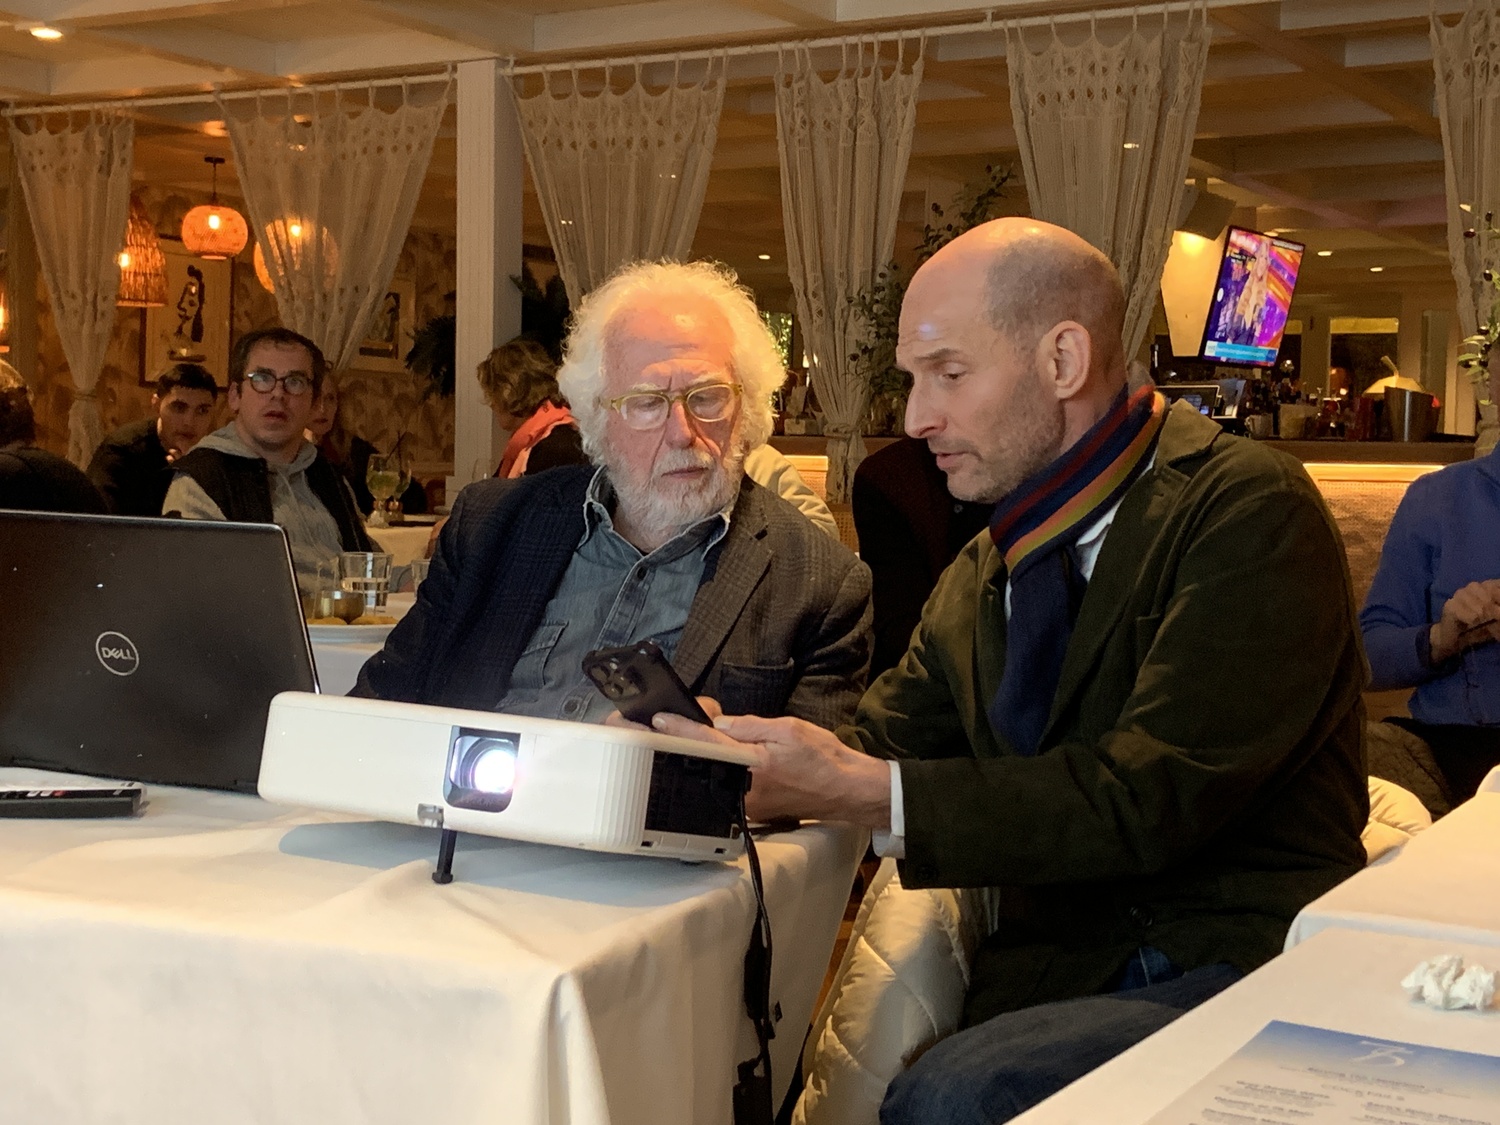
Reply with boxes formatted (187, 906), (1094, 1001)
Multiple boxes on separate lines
(432, 828), (458, 884)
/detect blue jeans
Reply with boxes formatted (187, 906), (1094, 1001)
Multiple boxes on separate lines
(880, 949), (1242, 1125)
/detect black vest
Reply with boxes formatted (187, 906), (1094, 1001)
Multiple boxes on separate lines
(170, 446), (373, 552)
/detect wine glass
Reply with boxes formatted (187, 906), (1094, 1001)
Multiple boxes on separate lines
(366, 452), (407, 529)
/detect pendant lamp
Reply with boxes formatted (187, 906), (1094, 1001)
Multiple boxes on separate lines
(181, 155), (249, 260)
(116, 193), (168, 308)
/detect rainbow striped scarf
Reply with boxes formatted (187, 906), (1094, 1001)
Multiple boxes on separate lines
(989, 385), (1166, 570)
(986, 384), (1166, 755)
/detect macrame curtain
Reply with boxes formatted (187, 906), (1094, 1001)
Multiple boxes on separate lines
(219, 78), (451, 375)
(1432, 4), (1500, 342)
(775, 39), (923, 502)
(513, 58), (726, 302)
(1006, 7), (1209, 357)
(7, 111), (133, 466)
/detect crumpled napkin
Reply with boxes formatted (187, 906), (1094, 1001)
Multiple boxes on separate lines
(1401, 954), (1497, 1011)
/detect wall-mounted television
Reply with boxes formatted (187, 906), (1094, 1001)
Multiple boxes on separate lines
(1199, 227), (1305, 367)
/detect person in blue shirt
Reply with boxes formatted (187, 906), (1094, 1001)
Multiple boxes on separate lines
(1361, 442), (1500, 801)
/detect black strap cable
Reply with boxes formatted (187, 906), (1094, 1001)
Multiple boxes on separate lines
(733, 788), (777, 1125)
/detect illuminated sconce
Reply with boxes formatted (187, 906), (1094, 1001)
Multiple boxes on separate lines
(116, 193), (168, 308)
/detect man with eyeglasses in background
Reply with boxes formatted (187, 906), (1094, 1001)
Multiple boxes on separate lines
(354, 260), (872, 731)
(164, 327), (372, 594)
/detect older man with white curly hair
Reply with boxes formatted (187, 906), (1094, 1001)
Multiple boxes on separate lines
(354, 260), (873, 731)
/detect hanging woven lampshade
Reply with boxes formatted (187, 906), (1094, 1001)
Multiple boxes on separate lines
(181, 155), (249, 260)
(253, 218), (339, 293)
(116, 193), (167, 308)
(252, 241), (275, 293)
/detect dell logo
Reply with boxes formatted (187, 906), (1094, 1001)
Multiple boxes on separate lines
(94, 632), (140, 677)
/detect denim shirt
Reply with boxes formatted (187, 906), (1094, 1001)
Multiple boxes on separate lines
(1361, 446), (1500, 727)
(495, 467), (731, 723)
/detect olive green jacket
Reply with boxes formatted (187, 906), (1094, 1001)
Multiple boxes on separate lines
(844, 404), (1369, 1026)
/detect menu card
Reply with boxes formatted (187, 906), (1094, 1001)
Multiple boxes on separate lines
(1146, 1020), (1500, 1124)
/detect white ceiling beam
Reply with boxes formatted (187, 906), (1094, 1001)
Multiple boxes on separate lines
(1375, 196), (1448, 228)
(1197, 93), (1391, 138)
(730, 0), (835, 29)
(1215, 132), (1443, 175)
(0, 50), (51, 93)
(44, 53), (240, 94)
(533, 1), (795, 55)
(1203, 50), (1300, 82)
(22, 0), (293, 26)
(1313, 169), (1444, 203)
(340, 0), (532, 56)
(1278, 0), (1463, 34)
(273, 29), (492, 75)
(1191, 153), (1447, 258)
(79, 22), (279, 75)
(1211, 6), (1440, 139)
(1341, 31), (1429, 69)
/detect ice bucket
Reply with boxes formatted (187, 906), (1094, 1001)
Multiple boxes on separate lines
(1383, 386), (1436, 442)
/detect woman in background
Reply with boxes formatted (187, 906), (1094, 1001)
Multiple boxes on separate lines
(306, 376), (425, 515)
(478, 338), (587, 478)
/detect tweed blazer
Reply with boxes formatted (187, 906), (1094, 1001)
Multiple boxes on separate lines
(846, 404), (1369, 1026)
(353, 466), (873, 731)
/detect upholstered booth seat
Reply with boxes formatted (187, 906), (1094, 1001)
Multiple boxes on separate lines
(793, 778), (1432, 1125)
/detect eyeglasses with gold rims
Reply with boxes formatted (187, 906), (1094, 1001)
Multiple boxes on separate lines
(243, 370), (315, 397)
(604, 383), (742, 431)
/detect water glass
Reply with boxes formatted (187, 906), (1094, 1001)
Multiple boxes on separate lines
(339, 551), (393, 613)
(409, 557), (431, 595)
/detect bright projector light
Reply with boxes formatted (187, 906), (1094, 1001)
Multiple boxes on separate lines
(471, 745), (516, 793)
(446, 731), (518, 813)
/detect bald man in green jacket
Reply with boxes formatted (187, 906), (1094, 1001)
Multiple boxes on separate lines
(654, 218), (1367, 1124)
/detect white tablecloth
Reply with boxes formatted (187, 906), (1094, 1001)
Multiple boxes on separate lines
(1286, 792), (1500, 949)
(1013, 927), (1500, 1124)
(309, 592), (411, 695)
(0, 767), (864, 1125)
(312, 640), (383, 694)
(369, 524), (434, 567)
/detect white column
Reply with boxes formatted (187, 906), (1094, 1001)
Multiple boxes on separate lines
(1396, 292), (1425, 387)
(449, 59), (524, 501)
(1300, 312), (1331, 397)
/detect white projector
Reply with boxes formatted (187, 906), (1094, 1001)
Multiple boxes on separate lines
(259, 692), (757, 863)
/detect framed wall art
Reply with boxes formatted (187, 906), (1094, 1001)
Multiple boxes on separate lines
(355, 276), (416, 373)
(142, 237), (233, 387)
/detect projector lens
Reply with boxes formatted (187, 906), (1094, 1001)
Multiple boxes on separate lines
(445, 729), (521, 813)
(468, 744), (517, 794)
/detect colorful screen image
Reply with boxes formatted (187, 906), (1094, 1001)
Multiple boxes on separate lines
(1200, 227), (1305, 367)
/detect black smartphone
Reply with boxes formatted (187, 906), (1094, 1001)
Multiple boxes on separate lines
(581, 641), (712, 726)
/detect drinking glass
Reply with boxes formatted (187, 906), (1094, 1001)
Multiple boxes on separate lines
(409, 557), (431, 595)
(366, 453), (407, 529)
(339, 551), (393, 614)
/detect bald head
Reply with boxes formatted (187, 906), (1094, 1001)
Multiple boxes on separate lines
(913, 217), (1128, 382)
(898, 219), (1136, 502)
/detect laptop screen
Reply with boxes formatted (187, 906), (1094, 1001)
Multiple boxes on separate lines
(0, 511), (317, 792)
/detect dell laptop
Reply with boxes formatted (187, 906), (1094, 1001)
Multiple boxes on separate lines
(0, 510), (318, 792)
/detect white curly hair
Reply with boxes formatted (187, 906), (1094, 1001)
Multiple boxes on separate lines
(556, 259), (787, 460)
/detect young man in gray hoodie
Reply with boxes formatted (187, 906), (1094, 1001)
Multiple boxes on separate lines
(163, 327), (371, 594)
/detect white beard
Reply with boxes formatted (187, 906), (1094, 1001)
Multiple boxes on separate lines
(604, 444), (744, 546)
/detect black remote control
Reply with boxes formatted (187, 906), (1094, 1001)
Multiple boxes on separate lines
(0, 787), (143, 818)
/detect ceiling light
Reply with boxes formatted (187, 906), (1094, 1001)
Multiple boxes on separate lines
(28, 25), (64, 40)
(180, 155), (248, 260)
(1317, 250), (1333, 257)
(1369, 266), (1384, 273)
(757, 254), (771, 261)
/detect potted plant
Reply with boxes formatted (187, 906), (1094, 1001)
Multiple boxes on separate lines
(849, 165), (1014, 435)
